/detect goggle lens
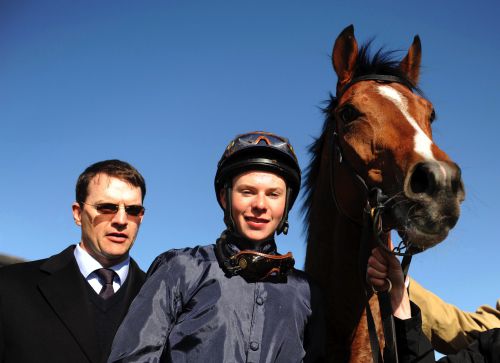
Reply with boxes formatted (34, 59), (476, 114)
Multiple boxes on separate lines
(238, 133), (288, 147)
(223, 132), (297, 162)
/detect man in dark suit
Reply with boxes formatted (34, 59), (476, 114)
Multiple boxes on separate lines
(0, 159), (147, 363)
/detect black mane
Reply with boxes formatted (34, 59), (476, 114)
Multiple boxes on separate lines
(301, 41), (421, 234)
(352, 41), (412, 85)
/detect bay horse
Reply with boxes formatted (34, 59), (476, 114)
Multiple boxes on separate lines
(303, 25), (465, 362)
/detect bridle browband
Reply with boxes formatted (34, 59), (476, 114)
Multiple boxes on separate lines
(337, 74), (416, 100)
(329, 74), (420, 363)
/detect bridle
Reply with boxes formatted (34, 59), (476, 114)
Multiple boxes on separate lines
(328, 76), (422, 257)
(336, 74), (416, 100)
(328, 74), (424, 363)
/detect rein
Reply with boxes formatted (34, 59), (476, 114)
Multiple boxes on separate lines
(328, 74), (419, 363)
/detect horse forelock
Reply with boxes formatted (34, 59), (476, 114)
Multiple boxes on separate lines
(353, 41), (423, 95)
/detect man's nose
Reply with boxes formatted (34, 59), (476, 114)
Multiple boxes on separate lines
(112, 207), (128, 225)
(252, 193), (266, 210)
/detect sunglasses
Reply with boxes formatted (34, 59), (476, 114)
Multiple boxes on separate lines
(80, 202), (145, 217)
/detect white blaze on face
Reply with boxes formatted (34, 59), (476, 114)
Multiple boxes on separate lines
(377, 85), (435, 161)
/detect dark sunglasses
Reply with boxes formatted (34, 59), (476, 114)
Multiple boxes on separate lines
(80, 202), (145, 217)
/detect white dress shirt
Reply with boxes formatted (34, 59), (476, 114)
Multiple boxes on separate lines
(74, 243), (129, 294)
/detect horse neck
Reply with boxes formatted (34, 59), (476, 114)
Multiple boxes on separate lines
(305, 140), (369, 292)
(304, 148), (379, 361)
(305, 192), (365, 301)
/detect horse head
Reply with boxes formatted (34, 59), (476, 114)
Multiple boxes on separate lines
(330, 25), (464, 250)
(304, 25), (465, 362)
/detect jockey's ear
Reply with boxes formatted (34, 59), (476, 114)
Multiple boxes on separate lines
(400, 35), (422, 85)
(332, 24), (358, 94)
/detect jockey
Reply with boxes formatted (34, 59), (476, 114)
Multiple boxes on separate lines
(108, 131), (326, 363)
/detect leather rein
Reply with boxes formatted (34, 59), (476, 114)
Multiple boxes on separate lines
(329, 74), (420, 363)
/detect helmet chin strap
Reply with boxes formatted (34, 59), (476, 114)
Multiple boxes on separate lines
(223, 183), (236, 232)
(223, 183), (292, 237)
(276, 187), (291, 235)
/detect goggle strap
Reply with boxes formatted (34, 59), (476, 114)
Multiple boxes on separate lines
(233, 250), (293, 260)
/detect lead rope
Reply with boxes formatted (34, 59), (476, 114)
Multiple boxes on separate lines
(362, 200), (399, 363)
(360, 200), (398, 363)
(363, 190), (415, 363)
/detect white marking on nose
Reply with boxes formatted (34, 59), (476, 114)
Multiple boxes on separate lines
(377, 85), (435, 160)
(438, 163), (447, 180)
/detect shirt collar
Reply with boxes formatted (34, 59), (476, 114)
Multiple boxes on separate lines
(74, 243), (130, 284)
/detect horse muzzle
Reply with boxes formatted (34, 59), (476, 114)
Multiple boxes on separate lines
(393, 160), (465, 249)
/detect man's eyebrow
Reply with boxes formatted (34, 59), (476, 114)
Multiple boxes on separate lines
(235, 182), (254, 187)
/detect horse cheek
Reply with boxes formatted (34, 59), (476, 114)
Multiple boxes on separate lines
(343, 126), (376, 168)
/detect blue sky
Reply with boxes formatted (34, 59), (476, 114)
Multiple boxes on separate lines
(1, 0), (499, 316)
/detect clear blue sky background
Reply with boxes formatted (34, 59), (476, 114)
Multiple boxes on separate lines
(1, 1), (499, 317)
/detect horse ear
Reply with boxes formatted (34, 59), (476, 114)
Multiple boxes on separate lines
(332, 25), (359, 93)
(400, 35), (422, 85)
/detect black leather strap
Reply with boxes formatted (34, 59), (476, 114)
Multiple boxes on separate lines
(379, 291), (399, 363)
(366, 299), (383, 363)
(337, 74), (415, 100)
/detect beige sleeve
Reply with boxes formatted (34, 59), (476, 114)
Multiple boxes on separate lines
(408, 277), (500, 355)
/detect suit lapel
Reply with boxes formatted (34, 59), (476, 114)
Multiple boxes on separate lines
(38, 246), (102, 363)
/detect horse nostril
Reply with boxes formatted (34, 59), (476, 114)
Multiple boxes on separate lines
(450, 163), (465, 200)
(409, 163), (436, 196)
(407, 161), (465, 201)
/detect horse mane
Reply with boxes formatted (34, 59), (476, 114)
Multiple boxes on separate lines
(301, 41), (422, 238)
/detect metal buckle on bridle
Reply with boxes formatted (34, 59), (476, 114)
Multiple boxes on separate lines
(368, 188), (414, 258)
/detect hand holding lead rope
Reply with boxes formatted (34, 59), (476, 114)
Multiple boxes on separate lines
(367, 247), (412, 320)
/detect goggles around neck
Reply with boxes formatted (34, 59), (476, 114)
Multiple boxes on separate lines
(228, 250), (295, 281)
(215, 231), (295, 281)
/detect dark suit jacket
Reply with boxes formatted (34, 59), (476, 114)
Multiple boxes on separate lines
(0, 245), (145, 363)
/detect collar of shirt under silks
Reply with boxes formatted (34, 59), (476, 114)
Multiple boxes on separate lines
(73, 244), (130, 294)
(215, 230), (295, 282)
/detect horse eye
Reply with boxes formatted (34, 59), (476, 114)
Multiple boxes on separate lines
(338, 105), (360, 123)
(430, 109), (436, 123)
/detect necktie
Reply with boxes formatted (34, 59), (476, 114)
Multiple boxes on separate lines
(95, 268), (116, 299)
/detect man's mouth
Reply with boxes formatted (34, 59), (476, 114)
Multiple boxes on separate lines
(244, 216), (269, 226)
(106, 233), (128, 242)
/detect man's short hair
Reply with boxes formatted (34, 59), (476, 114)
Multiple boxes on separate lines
(76, 159), (146, 204)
